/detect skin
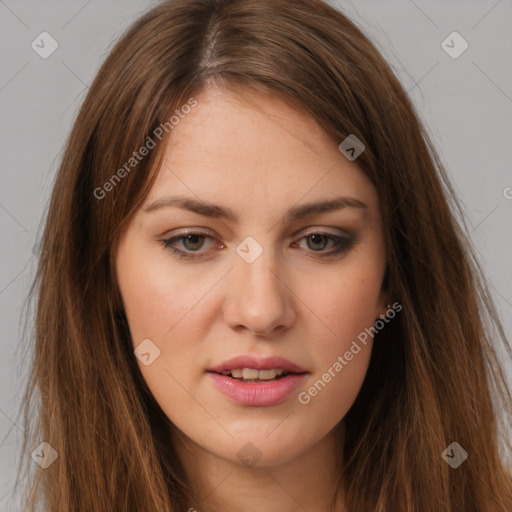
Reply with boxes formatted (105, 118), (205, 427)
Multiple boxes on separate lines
(115, 84), (389, 512)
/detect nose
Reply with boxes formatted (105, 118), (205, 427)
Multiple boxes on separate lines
(223, 249), (296, 338)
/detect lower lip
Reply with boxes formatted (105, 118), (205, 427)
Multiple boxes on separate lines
(207, 372), (307, 406)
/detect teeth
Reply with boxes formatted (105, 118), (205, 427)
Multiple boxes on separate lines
(242, 368), (259, 379)
(257, 369), (277, 380)
(222, 368), (288, 380)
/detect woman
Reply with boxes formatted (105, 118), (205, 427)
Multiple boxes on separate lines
(17, 0), (512, 510)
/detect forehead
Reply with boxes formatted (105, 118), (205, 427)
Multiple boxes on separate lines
(144, 85), (379, 223)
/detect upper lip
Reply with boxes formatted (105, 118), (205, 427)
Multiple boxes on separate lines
(207, 355), (307, 374)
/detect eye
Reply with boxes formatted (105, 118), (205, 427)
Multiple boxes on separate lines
(159, 230), (218, 260)
(159, 230), (354, 260)
(291, 232), (354, 258)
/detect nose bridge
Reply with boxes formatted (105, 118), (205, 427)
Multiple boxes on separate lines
(225, 238), (295, 336)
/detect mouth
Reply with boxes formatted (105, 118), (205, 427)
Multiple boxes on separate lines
(206, 356), (308, 406)
(209, 367), (299, 383)
(207, 355), (307, 380)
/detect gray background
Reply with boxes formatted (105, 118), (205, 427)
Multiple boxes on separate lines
(1, 0), (511, 509)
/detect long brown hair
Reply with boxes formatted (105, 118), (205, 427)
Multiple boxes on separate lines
(16, 0), (512, 510)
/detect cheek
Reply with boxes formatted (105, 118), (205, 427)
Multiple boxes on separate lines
(309, 264), (383, 350)
(115, 245), (215, 419)
(296, 263), (383, 407)
(115, 248), (210, 428)
(116, 244), (209, 343)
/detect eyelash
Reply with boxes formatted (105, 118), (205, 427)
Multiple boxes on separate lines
(159, 230), (354, 260)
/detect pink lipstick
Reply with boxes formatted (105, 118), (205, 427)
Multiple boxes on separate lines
(206, 355), (308, 407)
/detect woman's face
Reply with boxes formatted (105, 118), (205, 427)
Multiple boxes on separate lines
(115, 85), (389, 467)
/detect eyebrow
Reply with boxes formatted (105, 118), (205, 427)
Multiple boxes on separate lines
(142, 195), (368, 221)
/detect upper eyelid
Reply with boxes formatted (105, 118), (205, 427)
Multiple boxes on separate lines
(162, 229), (352, 251)
(164, 226), (351, 239)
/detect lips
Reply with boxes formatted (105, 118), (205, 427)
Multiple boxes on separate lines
(207, 355), (307, 374)
(206, 355), (308, 406)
